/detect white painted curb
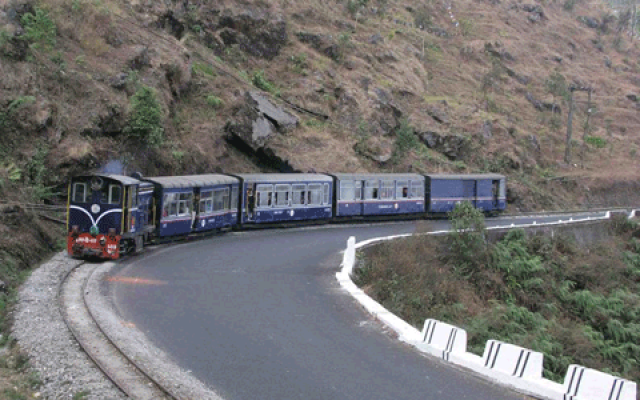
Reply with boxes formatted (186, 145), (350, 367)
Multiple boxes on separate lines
(335, 213), (638, 400)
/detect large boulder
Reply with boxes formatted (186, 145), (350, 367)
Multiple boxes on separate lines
(217, 10), (287, 60)
(417, 131), (469, 160)
(226, 91), (298, 151)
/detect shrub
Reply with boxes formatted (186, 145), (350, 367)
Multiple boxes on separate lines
(585, 135), (607, 148)
(21, 7), (57, 51)
(252, 70), (278, 95)
(124, 86), (164, 146)
(206, 95), (223, 108)
(391, 119), (419, 162)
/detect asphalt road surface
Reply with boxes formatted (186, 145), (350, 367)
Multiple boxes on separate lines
(112, 214), (599, 400)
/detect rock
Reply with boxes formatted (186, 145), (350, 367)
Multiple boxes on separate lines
(417, 131), (468, 160)
(552, 56), (563, 63)
(578, 16), (599, 29)
(482, 120), (493, 140)
(110, 73), (128, 90)
(528, 14), (541, 23)
(525, 92), (561, 113)
(226, 91), (298, 151)
(128, 45), (150, 70)
(527, 134), (541, 153)
(0, 280), (6, 293)
(375, 50), (398, 62)
(426, 105), (449, 124)
(604, 56), (612, 68)
(218, 10), (287, 60)
(627, 94), (638, 102)
(323, 44), (342, 62)
(297, 31), (329, 50)
(522, 4), (544, 21)
(368, 33), (384, 45)
(429, 27), (449, 37)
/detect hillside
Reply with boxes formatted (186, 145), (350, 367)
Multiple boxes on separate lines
(2, 0), (640, 210)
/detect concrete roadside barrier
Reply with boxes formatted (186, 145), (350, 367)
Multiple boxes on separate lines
(563, 365), (636, 400)
(482, 340), (543, 379)
(416, 319), (467, 361)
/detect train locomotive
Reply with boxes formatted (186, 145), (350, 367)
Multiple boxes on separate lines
(67, 172), (506, 259)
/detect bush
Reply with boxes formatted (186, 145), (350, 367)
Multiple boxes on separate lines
(585, 135), (607, 148)
(206, 95), (223, 108)
(21, 7), (57, 51)
(391, 119), (419, 162)
(252, 70), (278, 95)
(124, 86), (164, 146)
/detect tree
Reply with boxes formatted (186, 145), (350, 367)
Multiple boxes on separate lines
(448, 202), (487, 275)
(124, 86), (164, 146)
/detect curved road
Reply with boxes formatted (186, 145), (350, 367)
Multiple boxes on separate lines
(112, 215), (598, 400)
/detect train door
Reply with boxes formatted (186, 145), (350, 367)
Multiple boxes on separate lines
(356, 180), (364, 215)
(462, 180), (477, 207)
(246, 183), (256, 221)
(492, 180), (500, 208)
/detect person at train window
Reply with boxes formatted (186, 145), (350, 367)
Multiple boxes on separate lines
(402, 187), (408, 198)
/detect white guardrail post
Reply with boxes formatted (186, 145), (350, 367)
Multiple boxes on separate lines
(562, 365), (637, 400)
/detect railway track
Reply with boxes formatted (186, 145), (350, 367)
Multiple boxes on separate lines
(59, 263), (180, 400)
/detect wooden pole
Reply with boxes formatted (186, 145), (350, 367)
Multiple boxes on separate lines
(565, 88), (575, 165)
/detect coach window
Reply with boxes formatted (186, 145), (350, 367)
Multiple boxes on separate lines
(130, 186), (137, 207)
(324, 183), (330, 204)
(178, 193), (191, 216)
(212, 189), (226, 211)
(72, 182), (89, 203)
(308, 183), (323, 206)
(256, 184), (273, 208)
(396, 181), (408, 199)
(275, 184), (291, 207)
(230, 186), (239, 211)
(200, 191), (213, 213)
(355, 181), (362, 200)
(364, 180), (379, 200)
(380, 180), (394, 200)
(163, 193), (178, 218)
(292, 184), (306, 206)
(340, 180), (354, 201)
(410, 181), (424, 199)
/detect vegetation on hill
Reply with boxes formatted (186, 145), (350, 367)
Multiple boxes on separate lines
(354, 207), (640, 383)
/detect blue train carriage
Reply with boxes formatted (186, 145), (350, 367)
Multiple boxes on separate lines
(144, 175), (240, 237)
(425, 173), (507, 214)
(330, 173), (426, 217)
(235, 174), (333, 224)
(67, 174), (150, 259)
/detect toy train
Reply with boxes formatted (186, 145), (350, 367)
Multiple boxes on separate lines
(67, 172), (506, 259)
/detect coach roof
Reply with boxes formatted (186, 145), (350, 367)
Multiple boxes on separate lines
(144, 174), (239, 189)
(426, 173), (506, 180)
(233, 173), (333, 182)
(330, 173), (425, 181)
(75, 174), (141, 186)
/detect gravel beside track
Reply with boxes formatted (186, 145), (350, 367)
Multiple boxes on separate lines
(12, 252), (221, 400)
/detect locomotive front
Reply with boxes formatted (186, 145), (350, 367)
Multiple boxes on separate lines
(67, 174), (139, 259)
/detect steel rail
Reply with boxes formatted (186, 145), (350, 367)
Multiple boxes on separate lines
(59, 262), (181, 400)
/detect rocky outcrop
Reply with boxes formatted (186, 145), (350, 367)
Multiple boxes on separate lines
(218, 10), (287, 60)
(416, 131), (469, 160)
(226, 91), (298, 151)
(525, 92), (561, 113)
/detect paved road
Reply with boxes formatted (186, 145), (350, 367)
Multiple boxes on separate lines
(112, 214), (602, 400)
